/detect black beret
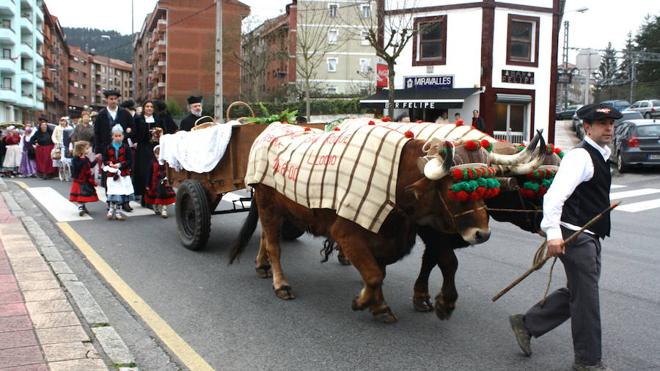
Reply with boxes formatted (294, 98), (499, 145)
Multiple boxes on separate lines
(187, 95), (203, 105)
(103, 89), (121, 98)
(577, 103), (623, 122)
(120, 99), (136, 110)
(38, 115), (48, 122)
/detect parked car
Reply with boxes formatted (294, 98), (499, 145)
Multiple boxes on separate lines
(556, 105), (582, 120)
(573, 110), (642, 140)
(601, 99), (631, 112)
(628, 99), (660, 119)
(610, 119), (660, 173)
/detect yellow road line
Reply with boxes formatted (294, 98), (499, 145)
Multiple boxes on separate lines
(56, 222), (214, 371)
(11, 180), (29, 190)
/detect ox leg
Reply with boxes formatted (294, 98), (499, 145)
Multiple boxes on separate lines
(257, 202), (294, 300)
(434, 247), (459, 320)
(412, 246), (437, 312)
(255, 231), (271, 279)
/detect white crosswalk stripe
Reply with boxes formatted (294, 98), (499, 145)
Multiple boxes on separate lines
(95, 187), (160, 218)
(27, 187), (92, 222)
(610, 184), (626, 189)
(609, 185), (660, 213)
(610, 188), (660, 200)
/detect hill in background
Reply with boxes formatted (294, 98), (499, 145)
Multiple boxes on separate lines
(62, 27), (134, 63)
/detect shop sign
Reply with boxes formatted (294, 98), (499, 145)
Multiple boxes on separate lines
(376, 64), (389, 88)
(502, 70), (535, 84)
(385, 101), (437, 109)
(404, 75), (453, 89)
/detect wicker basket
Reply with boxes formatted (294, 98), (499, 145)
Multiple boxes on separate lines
(226, 101), (255, 123)
(191, 116), (216, 131)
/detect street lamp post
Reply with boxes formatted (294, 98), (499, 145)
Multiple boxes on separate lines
(560, 7), (588, 108)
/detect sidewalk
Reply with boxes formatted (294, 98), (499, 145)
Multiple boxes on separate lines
(0, 196), (108, 370)
(554, 119), (580, 150)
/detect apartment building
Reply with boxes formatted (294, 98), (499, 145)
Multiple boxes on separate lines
(241, 0), (378, 100)
(42, 3), (68, 122)
(88, 55), (132, 109)
(133, 0), (250, 110)
(0, 0), (45, 123)
(67, 46), (91, 117)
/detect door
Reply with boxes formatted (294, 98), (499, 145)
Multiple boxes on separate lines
(493, 102), (528, 143)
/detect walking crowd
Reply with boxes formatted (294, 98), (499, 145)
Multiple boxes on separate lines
(0, 89), (205, 221)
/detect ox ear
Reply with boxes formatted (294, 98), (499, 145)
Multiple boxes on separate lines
(405, 177), (432, 200)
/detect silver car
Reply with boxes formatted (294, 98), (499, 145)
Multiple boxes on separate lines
(629, 100), (660, 119)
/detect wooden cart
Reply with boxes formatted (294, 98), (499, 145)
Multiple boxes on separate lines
(167, 123), (323, 250)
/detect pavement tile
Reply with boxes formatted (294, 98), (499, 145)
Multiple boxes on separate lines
(14, 272), (55, 283)
(41, 342), (100, 362)
(0, 364), (49, 371)
(48, 358), (108, 371)
(0, 315), (33, 333)
(30, 311), (80, 329)
(0, 282), (19, 294)
(25, 300), (73, 315)
(0, 266), (12, 275)
(0, 291), (23, 305)
(5, 249), (42, 259)
(0, 303), (27, 317)
(0, 274), (16, 283)
(8, 260), (49, 274)
(35, 326), (89, 345)
(17, 280), (60, 292)
(0, 330), (38, 349)
(22, 289), (65, 303)
(0, 346), (45, 368)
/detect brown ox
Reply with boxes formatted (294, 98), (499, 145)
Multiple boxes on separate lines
(230, 136), (492, 323)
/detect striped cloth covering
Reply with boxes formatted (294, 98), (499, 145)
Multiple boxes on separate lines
(339, 118), (494, 143)
(245, 122), (412, 233)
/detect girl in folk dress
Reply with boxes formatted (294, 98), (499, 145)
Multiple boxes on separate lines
(103, 125), (134, 221)
(1, 126), (21, 177)
(144, 145), (175, 218)
(18, 123), (37, 177)
(69, 141), (99, 216)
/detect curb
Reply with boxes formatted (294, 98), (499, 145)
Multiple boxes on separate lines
(0, 178), (138, 370)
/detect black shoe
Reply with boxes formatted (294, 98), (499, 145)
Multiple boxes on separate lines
(122, 202), (133, 212)
(572, 362), (612, 371)
(509, 314), (532, 356)
(78, 205), (85, 217)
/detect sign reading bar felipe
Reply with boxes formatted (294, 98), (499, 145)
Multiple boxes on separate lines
(404, 75), (454, 90)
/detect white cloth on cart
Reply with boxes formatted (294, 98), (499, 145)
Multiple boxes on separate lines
(158, 124), (232, 173)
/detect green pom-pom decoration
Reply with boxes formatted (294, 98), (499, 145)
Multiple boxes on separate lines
(523, 181), (540, 192)
(476, 177), (487, 187)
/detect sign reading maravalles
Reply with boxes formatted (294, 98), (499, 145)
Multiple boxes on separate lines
(404, 75), (454, 89)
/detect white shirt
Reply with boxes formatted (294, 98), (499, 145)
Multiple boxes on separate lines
(107, 106), (117, 121)
(144, 115), (155, 124)
(540, 136), (611, 241)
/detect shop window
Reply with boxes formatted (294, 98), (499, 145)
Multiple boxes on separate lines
(328, 3), (337, 18)
(327, 57), (338, 72)
(506, 14), (539, 67)
(412, 16), (447, 66)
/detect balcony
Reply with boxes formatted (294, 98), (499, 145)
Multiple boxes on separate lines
(34, 75), (43, 87)
(0, 2), (16, 15)
(19, 41), (32, 56)
(0, 58), (15, 72)
(0, 27), (16, 44)
(35, 29), (43, 43)
(34, 53), (43, 66)
(0, 88), (17, 103)
(157, 18), (167, 32)
(20, 72), (33, 83)
(20, 16), (32, 33)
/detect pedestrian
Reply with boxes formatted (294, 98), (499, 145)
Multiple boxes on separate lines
(435, 111), (449, 124)
(453, 112), (464, 126)
(102, 124), (134, 221)
(508, 103), (621, 371)
(179, 96), (212, 131)
(93, 89), (135, 156)
(1, 126), (21, 177)
(132, 100), (157, 203)
(30, 121), (57, 179)
(51, 117), (72, 181)
(154, 100), (178, 134)
(144, 145), (175, 218)
(18, 123), (37, 177)
(71, 111), (95, 146)
(472, 110), (486, 132)
(69, 140), (99, 216)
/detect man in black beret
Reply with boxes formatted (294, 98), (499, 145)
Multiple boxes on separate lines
(508, 103), (621, 371)
(120, 99), (137, 117)
(179, 95), (212, 131)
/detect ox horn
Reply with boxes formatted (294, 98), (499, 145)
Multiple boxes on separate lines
(423, 141), (454, 180)
(495, 135), (548, 175)
(488, 129), (544, 166)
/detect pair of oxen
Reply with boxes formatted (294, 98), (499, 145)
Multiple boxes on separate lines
(231, 119), (561, 323)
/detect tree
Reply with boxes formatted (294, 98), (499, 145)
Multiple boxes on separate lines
(238, 16), (282, 102)
(618, 32), (636, 81)
(635, 14), (660, 97)
(595, 42), (618, 84)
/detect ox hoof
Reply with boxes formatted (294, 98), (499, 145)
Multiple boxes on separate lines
(372, 306), (398, 324)
(413, 295), (433, 312)
(351, 296), (369, 311)
(274, 285), (295, 300)
(337, 253), (351, 266)
(255, 265), (272, 279)
(434, 297), (455, 320)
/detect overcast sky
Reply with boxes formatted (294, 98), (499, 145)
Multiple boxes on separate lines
(46, 0), (659, 61)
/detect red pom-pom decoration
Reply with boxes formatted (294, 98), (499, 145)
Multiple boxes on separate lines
(404, 130), (414, 138)
(464, 140), (479, 151)
(382, 116), (392, 122)
(470, 192), (481, 201)
(368, 120), (375, 125)
(455, 190), (470, 202)
(333, 127), (340, 131)
(452, 168), (464, 180)
(304, 127), (311, 132)
(455, 119), (464, 126)
(553, 146), (562, 154)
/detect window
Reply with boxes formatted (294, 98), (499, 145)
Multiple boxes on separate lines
(328, 3), (338, 18)
(328, 29), (338, 45)
(506, 14), (539, 66)
(2, 48), (10, 59)
(327, 87), (337, 94)
(412, 16), (447, 66)
(359, 58), (370, 73)
(361, 30), (370, 46)
(2, 77), (11, 90)
(2, 19), (10, 29)
(327, 57), (338, 72)
(360, 4), (371, 18)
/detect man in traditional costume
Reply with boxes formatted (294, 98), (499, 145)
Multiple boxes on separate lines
(179, 95), (212, 131)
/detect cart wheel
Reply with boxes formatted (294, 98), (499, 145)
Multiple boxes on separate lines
(281, 219), (304, 241)
(175, 180), (211, 250)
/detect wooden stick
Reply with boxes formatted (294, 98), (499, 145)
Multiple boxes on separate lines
(491, 202), (620, 302)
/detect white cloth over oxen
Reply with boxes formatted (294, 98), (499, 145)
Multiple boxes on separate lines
(338, 118), (494, 143)
(245, 123), (412, 233)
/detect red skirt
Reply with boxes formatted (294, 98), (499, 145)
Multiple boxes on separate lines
(69, 181), (99, 203)
(144, 183), (176, 205)
(35, 144), (56, 176)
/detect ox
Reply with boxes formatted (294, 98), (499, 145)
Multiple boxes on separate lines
(230, 124), (495, 323)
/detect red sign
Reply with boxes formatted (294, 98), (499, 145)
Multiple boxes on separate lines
(376, 63), (388, 88)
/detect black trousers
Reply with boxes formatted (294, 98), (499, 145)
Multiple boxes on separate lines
(523, 227), (602, 365)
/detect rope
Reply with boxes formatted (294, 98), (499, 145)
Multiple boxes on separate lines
(486, 208), (543, 213)
(540, 257), (558, 307)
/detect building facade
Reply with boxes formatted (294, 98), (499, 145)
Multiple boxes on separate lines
(67, 46), (91, 117)
(89, 55), (132, 109)
(0, 0), (45, 123)
(42, 4), (68, 122)
(362, 0), (561, 143)
(133, 0), (250, 111)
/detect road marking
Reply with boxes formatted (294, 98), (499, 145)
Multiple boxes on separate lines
(610, 184), (626, 189)
(57, 223), (214, 371)
(95, 187), (160, 217)
(610, 188), (660, 200)
(10, 180), (29, 190)
(26, 187), (92, 222)
(616, 198), (660, 213)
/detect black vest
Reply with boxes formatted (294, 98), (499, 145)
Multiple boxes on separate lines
(561, 140), (611, 238)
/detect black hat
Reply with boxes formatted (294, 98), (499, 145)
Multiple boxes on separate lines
(103, 89), (121, 98)
(187, 95), (202, 105)
(37, 115), (48, 122)
(120, 99), (136, 110)
(577, 103), (623, 122)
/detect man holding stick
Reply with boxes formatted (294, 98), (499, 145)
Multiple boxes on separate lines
(509, 103), (621, 371)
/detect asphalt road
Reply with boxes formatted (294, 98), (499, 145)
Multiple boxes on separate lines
(10, 167), (660, 371)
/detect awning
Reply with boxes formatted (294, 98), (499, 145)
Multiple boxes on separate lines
(360, 88), (481, 109)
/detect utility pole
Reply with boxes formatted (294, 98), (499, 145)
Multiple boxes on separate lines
(214, 0), (223, 122)
(131, 0), (134, 35)
(562, 20), (569, 108)
(629, 53), (636, 103)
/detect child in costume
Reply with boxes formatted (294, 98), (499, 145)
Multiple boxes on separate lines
(69, 141), (99, 216)
(103, 124), (135, 221)
(144, 145), (175, 218)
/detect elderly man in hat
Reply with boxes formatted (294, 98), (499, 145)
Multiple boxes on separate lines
(120, 99), (137, 118)
(508, 103), (621, 371)
(179, 96), (212, 131)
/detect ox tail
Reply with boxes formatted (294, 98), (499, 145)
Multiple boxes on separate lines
(229, 200), (259, 264)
